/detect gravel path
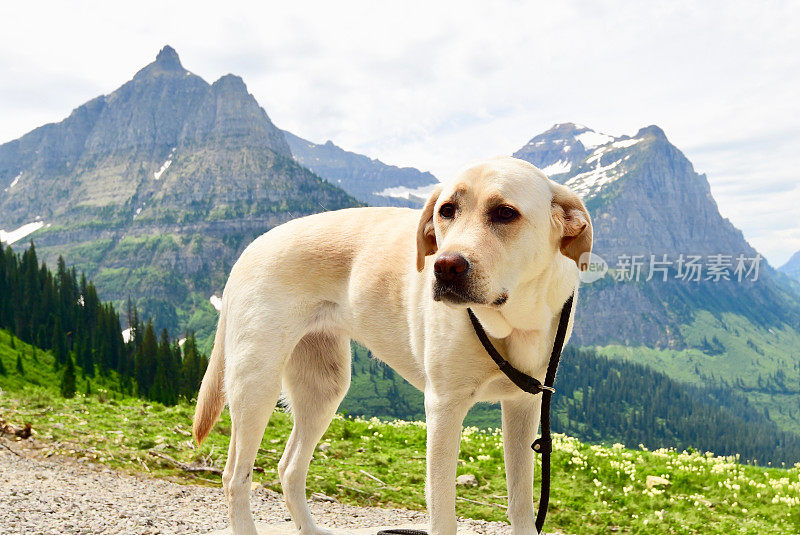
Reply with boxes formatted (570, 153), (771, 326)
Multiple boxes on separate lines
(0, 438), (514, 535)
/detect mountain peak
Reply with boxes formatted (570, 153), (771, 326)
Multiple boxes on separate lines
(532, 123), (616, 149)
(547, 122), (585, 133)
(155, 45), (182, 70)
(635, 124), (667, 140)
(213, 74), (247, 90)
(513, 122), (616, 177)
(132, 45), (187, 80)
(779, 250), (800, 281)
(181, 72), (290, 155)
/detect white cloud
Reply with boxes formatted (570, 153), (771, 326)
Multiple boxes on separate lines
(0, 0), (798, 264)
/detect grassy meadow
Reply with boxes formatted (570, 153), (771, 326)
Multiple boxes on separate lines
(1, 330), (799, 534)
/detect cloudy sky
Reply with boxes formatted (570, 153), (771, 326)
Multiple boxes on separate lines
(1, 0), (798, 265)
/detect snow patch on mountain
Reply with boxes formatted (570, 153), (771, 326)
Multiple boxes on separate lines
(153, 148), (176, 180)
(611, 138), (642, 149)
(4, 173), (21, 192)
(575, 130), (615, 149)
(0, 221), (45, 245)
(564, 132), (643, 199)
(378, 183), (439, 202)
(541, 160), (572, 176)
(562, 136), (645, 197)
(154, 160), (172, 180)
(565, 154), (626, 198)
(514, 124), (651, 200)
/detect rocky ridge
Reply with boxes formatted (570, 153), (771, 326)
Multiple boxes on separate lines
(283, 130), (439, 207)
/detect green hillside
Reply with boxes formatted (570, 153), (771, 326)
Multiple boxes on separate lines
(1, 332), (798, 535)
(0, 241), (209, 408)
(596, 310), (800, 434)
(0, 329), (124, 396)
(343, 344), (800, 465)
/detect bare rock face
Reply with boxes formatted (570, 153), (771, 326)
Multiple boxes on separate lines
(182, 74), (291, 155)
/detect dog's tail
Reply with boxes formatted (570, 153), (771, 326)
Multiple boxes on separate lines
(193, 302), (227, 445)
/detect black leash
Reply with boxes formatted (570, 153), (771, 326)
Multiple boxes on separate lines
(378, 293), (574, 535)
(532, 292), (573, 533)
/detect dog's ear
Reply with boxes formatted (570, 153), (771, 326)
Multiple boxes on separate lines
(416, 185), (442, 272)
(551, 183), (593, 270)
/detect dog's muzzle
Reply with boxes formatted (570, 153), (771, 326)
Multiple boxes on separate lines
(432, 253), (482, 304)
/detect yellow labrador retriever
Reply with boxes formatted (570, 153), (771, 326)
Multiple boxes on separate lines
(193, 156), (592, 535)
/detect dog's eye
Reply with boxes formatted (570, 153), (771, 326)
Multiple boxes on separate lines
(439, 203), (456, 219)
(492, 205), (519, 223)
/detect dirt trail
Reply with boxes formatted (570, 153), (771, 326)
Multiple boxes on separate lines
(0, 438), (514, 534)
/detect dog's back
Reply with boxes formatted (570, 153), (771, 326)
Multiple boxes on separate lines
(193, 206), (423, 444)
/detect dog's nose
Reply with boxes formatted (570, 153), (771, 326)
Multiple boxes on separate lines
(434, 253), (469, 282)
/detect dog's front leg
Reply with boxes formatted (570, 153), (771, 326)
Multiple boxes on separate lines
(502, 396), (543, 535)
(425, 392), (471, 535)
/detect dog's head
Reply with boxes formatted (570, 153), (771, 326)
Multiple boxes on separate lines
(416, 156), (592, 308)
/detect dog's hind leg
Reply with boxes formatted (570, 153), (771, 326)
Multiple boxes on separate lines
(223, 344), (285, 535)
(279, 331), (351, 535)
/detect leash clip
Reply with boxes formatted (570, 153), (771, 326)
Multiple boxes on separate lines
(532, 437), (552, 454)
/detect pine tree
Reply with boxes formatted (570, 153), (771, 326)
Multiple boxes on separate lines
(52, 316), (67, 365)
(135, 321), (158, 397)
(126, 296), (135, 343)
(60, 354), (77, 398)
(131, 303), (143, 348)
(180, 332), (206, 399)
(0, 355), (6, 376)
(78, 335), (94, 377)
(151, 329), (178, 405)
(16, 353), (24, 375)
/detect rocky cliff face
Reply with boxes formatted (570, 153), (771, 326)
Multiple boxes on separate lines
(283, 130), (439, 207)
(0, 46), (358, 333)
(515, 123), (800, 348)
